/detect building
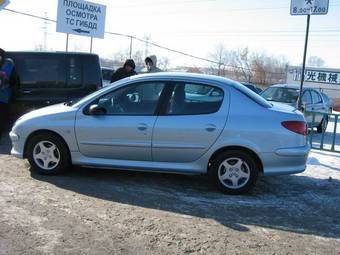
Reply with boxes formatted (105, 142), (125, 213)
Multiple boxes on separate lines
(286, 66), (340, 110)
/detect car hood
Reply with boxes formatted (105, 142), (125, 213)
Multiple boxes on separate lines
(17, 103), (78, 122)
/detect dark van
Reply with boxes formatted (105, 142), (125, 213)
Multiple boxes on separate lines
(5, 52), (102, 110)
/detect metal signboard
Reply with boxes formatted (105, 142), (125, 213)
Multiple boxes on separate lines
(293, 69), (340, 85)
(57, 0), (106, 39)
(0, 0), (10, 11)
(291, 0), (329, 15)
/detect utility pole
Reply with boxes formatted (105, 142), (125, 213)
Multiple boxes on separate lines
(129, 36), (133, 59)
(144, 36), (150, 58)
(43, 12), (48, 51)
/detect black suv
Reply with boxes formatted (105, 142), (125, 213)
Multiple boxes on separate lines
(5, 52), (102, 110)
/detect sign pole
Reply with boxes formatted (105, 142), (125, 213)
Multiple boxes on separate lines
(129, 36), (133, 59)
(90, 37), (93, 53)
(298, 14), (311, 110)
(66, 33), (69, 52)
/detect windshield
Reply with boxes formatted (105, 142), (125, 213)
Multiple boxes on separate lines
(261, 87), (299, 104)
(72, 78), (130, 108)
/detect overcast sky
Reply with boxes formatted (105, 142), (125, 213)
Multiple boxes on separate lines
(0, 0), (339, 68)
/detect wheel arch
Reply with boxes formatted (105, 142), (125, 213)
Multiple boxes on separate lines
(23, 129), (71, 159)
(208, 145), (263, 173)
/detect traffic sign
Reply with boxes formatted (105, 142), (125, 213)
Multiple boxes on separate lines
(291, 0), (329, 15)
(56, 0), (106, 39)
(0, 0), (10, 11)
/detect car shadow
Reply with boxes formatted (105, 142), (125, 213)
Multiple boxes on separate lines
(30, 166), (340, 239)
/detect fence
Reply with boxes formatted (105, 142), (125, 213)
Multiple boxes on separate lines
(307, 111), (340, 153)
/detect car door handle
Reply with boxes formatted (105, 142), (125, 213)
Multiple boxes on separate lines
(137, 123), (148, 131)
(205, 124), (216, 132)
(23, 90), (32, 94)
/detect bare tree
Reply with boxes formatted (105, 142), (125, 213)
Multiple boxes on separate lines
(229, 47), (253, 82)
(307, 56), (325, 67)
(208, 43), (231, 75)
(157, 56), (170, 71)
(34, 44), (44, 52)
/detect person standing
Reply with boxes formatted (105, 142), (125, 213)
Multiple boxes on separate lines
(110, 59), (137, 83)
(142, 55), (162, 73)
(0, 48), (17, 135)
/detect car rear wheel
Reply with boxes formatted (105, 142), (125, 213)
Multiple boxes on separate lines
(210, 150), (259, 195)
(27, 133), (71, 175)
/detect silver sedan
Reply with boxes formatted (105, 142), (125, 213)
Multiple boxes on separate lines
(10, 73), (310, 194)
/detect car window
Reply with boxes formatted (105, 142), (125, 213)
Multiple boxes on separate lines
(302, 91), (312, 104)
(67, 57), (82, 88)
(13, 54), (66, 88)
(311, 90), (323, 104)
(92, 82), (165, 115)
(166, 83), (224, 115)
(261, 87), (299, 103)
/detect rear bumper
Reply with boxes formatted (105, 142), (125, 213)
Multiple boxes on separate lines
(260, 144), (310, 176)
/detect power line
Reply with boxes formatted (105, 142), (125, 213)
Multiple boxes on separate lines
(1, 8), (291, 75)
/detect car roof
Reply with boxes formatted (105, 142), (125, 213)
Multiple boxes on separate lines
(270, 84), (320, 91)
(6, 51), (98, 57)
(129, 72), (237, 85)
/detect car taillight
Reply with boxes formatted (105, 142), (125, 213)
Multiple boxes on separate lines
(282, 121), (307, 136)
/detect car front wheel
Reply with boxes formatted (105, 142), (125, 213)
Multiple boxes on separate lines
(210, 150), (259, 195)
(26, 132), (71, 175)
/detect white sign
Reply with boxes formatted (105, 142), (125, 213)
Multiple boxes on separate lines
(291, 0), (329, 15)
(57, 0), (106, 39)
(0, 0), (10, 11)
(293, 69), (340, 85)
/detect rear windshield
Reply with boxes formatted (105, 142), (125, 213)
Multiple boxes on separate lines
(261, 87), (299, 104)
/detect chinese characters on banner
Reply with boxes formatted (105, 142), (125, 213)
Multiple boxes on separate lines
(293, 69), (340, 85)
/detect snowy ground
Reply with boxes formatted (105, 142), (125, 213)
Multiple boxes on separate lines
(0, 131), (339, 254)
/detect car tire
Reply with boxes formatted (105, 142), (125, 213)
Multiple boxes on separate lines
(317, 116), (328, 134)
(26, 132), (71, 175)
(209, 150), (259, 195)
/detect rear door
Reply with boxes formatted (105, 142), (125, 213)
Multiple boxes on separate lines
(310, 90), (326, 125)
(152, 81), (229, 163)
(302, 90), (313, 124)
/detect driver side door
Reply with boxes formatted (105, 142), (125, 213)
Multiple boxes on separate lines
(75, 81), (166, 161)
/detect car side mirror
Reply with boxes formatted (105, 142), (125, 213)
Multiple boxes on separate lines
(88, 104), (107, 115)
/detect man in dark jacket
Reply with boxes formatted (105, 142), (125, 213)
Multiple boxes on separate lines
(110, 59), (137, 83)
(0, 48), (18, 135)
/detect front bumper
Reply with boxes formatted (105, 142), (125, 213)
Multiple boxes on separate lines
(9, 131), (24, 159)
(260, 144), (310, 176)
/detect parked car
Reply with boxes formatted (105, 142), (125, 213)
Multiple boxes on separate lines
(261, 84), (332, 133)
(320, 91), (333, 112)
(101, 67), (114, 87)
(240, 82), (263, 94)
(10, 73), (309, 195)
(5, 52), (102, 111)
